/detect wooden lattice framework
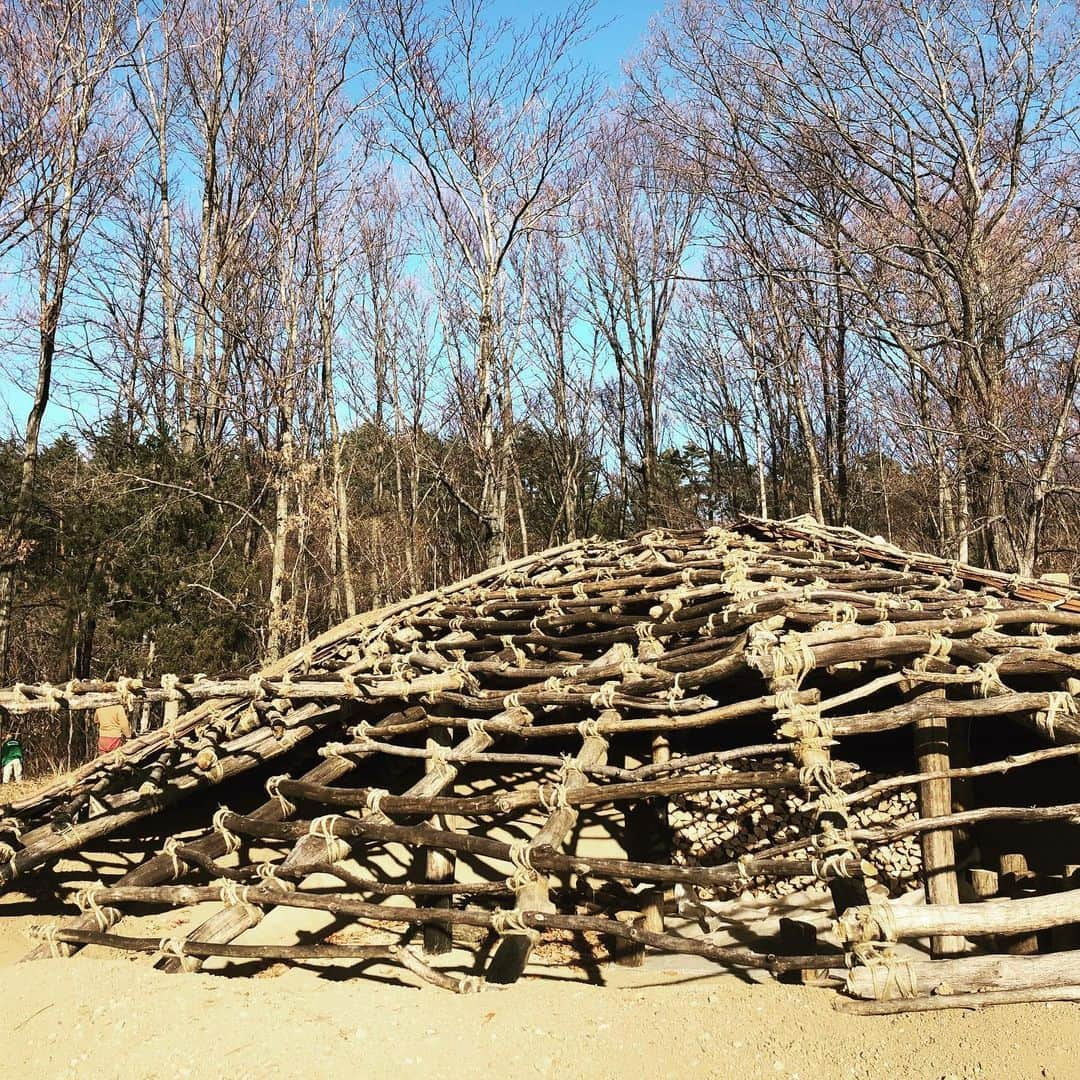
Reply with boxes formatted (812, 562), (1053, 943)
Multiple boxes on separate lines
(2, 517), (1079, 1011)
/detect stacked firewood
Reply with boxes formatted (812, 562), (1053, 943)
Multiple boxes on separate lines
(0, 516), (1077, 1012)
(671, 761), (923, 899)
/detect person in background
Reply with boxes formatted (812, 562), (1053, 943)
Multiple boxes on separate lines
(94, 702), (131, 755)
(1, 731), (24, 783)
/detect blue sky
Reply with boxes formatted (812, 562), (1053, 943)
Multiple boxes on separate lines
(0, 0), (668, 443)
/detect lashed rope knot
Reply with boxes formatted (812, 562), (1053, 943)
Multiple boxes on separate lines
(365, 788), (390, 816)
(161, 837), (185, 878)
(506, 840), (541, 891)
(846, 942), (918, 1001)
(160, 672), (181, 700)
(212, 807), (241, 855)
(320, 741), (353, 763)
(539, 780), (571, 813)
(265, 775), (296, 816)
(837, 902), (899, 946)
(500, 635), (528, 667)
(308, 814), (347, 861)
(35, 923), (71, 958)
(115, 676), (141, 710)
(255, 862), (296, 891)
(428, 742), (454, 776)
(218, 878), (258, 914)
(490, 908), (540, 943)
(666, 672), (685, 707)
(75, 888), (111, 931)
(467, 716), (489, 741)
(1037, 691), (1077, 741)
(972, 661), (1006, 697)
(577, 717), (605, 743)
(157, 936), (200, 972)
(589, 681), (618, 710)
(247, 673), (268, 701)
(340, 673), (362, 698)
(925, 632), (952, 661)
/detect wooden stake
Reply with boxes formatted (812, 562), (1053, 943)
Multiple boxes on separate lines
(914, 694), (964, 957)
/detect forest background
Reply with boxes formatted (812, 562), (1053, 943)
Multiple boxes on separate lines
(3, 0), (1080, 688)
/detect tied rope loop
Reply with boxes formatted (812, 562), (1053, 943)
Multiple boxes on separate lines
(973, 661), (1007, 697)
(589, 681), (618, 710)
(365, 788), (390, 816)
(256, 862), (296, 892)
(247, 673), (268, 701)
(539, 781), (571, 813)
(38, 923), (70, 959)
(577, 717), (606, 744)
(502, 692), (523, 710)
(157, 937), (200, 973)
(161, 837), (185, 879)
(500, 635), (527, 667)
(265, 775), (296, 817)
(506, 840), (541, 892)
(320, 741), (352, 762)
(467, 716), (489, 741)
(115, 676), (141, 711)
(558, 753), (586, 787)
(847, 943), (918, 1001)
(799, 758), (843, 797)
(352, 721), (376, 747)
(160, 672), (181, 701)
(218, 878), (258, 915)
(769, 632), (816, 686)
(428, 742), (453, 777)
(490, 908), (540, 943)
(810, 851), (854, 881)
(75, 888), (111, 931)
(666, 672), (685, 708)
(341, 673), (362, 699)
(212, 807), (241, 855)
(926, 632), (952, 662)
(308, 814), (346, 861)
(1037, 691), (1078, 742)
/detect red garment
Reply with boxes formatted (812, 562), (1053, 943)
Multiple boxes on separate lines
(98, 735), (124, 755)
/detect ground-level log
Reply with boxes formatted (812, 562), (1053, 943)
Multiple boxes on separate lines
(40, 929), (473, 992)
(837, 986), (1080, 1015)
(844, 951), (1080, 1000)
(43, 883), (829, 974)
(837, 887), (1080, 943)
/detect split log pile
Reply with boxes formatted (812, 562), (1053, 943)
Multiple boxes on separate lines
(1, 516), (1079, 1012)
(670, 762), (924, 899)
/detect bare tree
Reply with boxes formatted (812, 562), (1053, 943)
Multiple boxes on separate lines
(0, 0), (132, 677)
(358, 0), (598, 563)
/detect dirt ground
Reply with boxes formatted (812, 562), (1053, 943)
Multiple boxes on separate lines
(1, 903), (1077, 1080)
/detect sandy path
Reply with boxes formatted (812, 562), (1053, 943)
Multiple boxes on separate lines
(0, 904), (1076, 1080)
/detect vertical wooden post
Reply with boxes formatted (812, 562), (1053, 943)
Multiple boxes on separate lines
(778, 917), (823, 984)
(914, 700), (964, 957)
(639, 735), (670, 937)
(613, 735), (670, 968)
(999, 853), (1039, 955)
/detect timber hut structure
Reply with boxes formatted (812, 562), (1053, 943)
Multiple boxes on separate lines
(2, 517), (1080, 1014)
